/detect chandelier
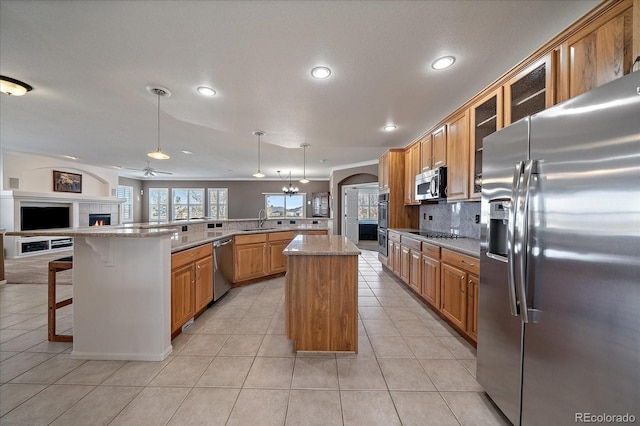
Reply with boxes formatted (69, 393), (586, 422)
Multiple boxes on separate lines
(278, 171), (298, 196)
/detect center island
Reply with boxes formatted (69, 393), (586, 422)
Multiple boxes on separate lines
(283, 234), (360, 353)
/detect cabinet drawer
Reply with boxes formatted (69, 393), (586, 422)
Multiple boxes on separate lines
(421, 242), (441, 259)
(400, 236), (421, 251)
(300, 230), (327, 235)
(172, 243), (211, 269)
(388, 231), (401, 243)
(441, 249), (479, 275)
(268, 231), (297, 241)
(235, 233), (268, 245)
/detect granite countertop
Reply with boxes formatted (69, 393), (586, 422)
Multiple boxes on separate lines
(7, 227), (177, 238)
(283, 235), (361, 256)
(171, 226), (330, 253)
(389, 228), (480, 258)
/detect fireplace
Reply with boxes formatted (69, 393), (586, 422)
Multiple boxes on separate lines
(89, 213), (111, 227)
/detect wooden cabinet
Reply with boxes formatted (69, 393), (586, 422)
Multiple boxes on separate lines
(469, 87), (503, 200)
(268, 231), (297, 274)
(420, 243), (441, 308)
(400, 245), (411, 283)
(312, 192), (330, 217)
(504, 55), (555, 126)
(399, 235), (422, 292)
(559, 1), (634, 102)
(378, 151), (389, 191)
(233, 233), (268, 282)
(404, 142), (421, 205)
(446, 110), (470, 201)
(466, 273), (479, 341)
(420, 134), (433, 171)
(440, 249), (480, 341)
(440, 262), (467, 331)
(432, 126), (447, 168)
(409, 249), (422, 294)
(388, 231), (402, 276)
(171, 243), (213, 334)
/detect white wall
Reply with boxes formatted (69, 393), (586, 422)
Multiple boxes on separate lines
(3, 150), (119, 196)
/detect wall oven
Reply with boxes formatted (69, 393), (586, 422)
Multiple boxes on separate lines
(415, 166), (447, 201)
(377, 193), (389, 256)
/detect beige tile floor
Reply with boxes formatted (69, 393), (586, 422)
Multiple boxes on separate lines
(0, 249), (510, 425)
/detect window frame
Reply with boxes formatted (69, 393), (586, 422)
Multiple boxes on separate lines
(172, 188), (205, 220)
(208, 188), (229, 220)
(116, 185), (134, 223)
(264, 193), (307, 219)
(357, 191), (379, 220)
(148, 188), (169, 222)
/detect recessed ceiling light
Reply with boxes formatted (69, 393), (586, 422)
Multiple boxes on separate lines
(197, 86), (216, 96)
(181, 150), (193, 155)
(113, 165), (123, 169)
(432, 56), (456, 70)
(63, 155), (78, 160)
(383, 125), (397, 131)
(311, 66), (331, 79)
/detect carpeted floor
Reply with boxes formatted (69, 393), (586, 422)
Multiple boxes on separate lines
(3, 250), (73, 285)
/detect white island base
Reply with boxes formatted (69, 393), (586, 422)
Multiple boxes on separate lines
(70, 235), (173, 361)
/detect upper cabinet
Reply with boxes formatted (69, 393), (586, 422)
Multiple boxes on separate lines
(378, 151), (389, 191)
(469, 87), (503, 199)
(558, 1), (634, 102)
(404, 142), (421, 205)
(312, 192), (330, 217)
(504, 55), (555, 126)
(432, 126), (447, 168)
(446, 110), (470, 201)
(420, 134), (433, 172)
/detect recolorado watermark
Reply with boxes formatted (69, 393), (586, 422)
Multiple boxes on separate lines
(575, 413), (636, 423)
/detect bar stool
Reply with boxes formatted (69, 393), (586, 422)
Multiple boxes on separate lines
(48, 256), (73, 342)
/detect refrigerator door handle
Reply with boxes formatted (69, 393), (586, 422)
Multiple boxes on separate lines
(506, 161), (523, 317)
(515, 159), (536, 324)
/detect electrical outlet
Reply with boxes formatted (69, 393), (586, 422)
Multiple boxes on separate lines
(313, 220), (318, 224)
(277, 220), (282, 225)
(215, 223), (222, 228)
(290, 220), (296, 224)
(423, 213), (426, 220)
(208, 223), (215, 228)
(475, 215), (480, 224)
(429, 215), (433, 221)
(181, 225), (188, 232)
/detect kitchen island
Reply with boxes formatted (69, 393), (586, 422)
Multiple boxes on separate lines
(284, 234), (360, 353)
(8, 226), (176, 361)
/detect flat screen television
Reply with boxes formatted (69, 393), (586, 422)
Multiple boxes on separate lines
(20, 206), (71, 231)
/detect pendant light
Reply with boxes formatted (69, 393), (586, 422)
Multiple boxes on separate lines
(147, 87), (171, 160)
(299, 143), (310, 183)
(252, 131), (266, 178)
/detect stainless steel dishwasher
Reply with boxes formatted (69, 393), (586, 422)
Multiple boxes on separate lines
(213, 237), (232, 301)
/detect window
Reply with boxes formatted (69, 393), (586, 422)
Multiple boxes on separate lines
(172, 188), (204, 220)
(358, 192), (378, 220)
(149, 188), (169, 221)
(208, 188), (228, 219)
(117, 185), (133, 223)
(265, 194), (306, 218)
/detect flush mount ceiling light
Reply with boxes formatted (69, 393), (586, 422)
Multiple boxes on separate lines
(252, 131), (266, 178)
(197, 86), (216, 96)
(431, 56), (456, 70)
(383, 124), (397, 131)
(299, 143), (310, 183)
(181, 150), (193, 155)
(278, 171), (299, 196)
(311, 66), (331, 79)
(147, 86), (171, 160)
(0, 75), (33, 96)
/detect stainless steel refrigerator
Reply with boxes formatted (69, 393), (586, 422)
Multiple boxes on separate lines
(478, 71), (640, 425)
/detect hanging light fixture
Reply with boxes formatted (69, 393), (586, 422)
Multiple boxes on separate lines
(252, 131), (266, 178)
(147, 87), (171, 160)
(278, 171), (299, 196)
(0, 75), (33, 96)
(299, 143), (310, 183)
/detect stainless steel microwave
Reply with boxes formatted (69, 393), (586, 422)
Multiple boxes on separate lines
(415, 166), (447, 201)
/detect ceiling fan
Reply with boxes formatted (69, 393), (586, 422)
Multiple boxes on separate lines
(125, 160), (173, 177)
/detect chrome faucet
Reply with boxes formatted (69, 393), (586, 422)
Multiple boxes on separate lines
(258, 208), (267, 228)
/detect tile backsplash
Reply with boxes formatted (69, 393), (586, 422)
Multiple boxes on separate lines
(419, 201), (480, 239)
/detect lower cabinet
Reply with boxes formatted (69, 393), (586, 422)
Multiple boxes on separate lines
(171, 243), (213, 334)
(440, 262), (468, 331)
(420, 243), (441, 309)
(268, 231), (297, 274)
(466, 273), (479, 341)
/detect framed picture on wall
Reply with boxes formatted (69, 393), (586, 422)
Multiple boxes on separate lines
(53, 170), (82, 193)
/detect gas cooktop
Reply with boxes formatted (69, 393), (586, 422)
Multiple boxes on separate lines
(408, 231), (461, 239)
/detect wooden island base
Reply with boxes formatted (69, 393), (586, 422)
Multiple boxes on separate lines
(284, 235), (360, 353)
